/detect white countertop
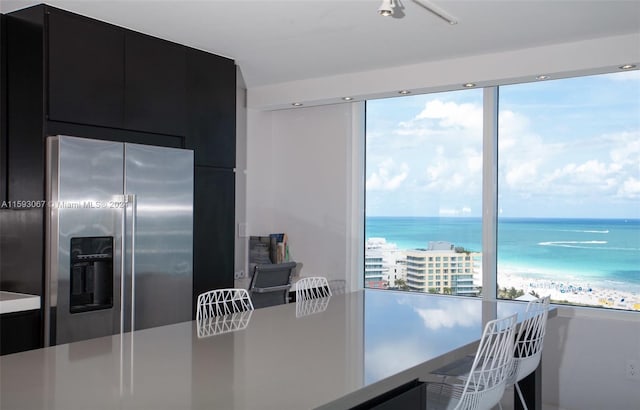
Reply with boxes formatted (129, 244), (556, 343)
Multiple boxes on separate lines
(0, 290), (548, 409)
(0, 291), (41, 314)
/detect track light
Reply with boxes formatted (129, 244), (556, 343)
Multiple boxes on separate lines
(378, 0), (395, 17)
(412, 0), (458, 25)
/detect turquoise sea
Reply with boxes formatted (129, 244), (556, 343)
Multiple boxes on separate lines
(365, 217), (640, 292)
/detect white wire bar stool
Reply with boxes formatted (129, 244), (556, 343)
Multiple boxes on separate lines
(196, 288), (254, 320)
(504, 296), (550, 410)
(426, 313), (518, 410)
(295, 276), (332, 301)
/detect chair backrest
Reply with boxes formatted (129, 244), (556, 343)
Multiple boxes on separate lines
(456, 313), (518, 410)
(249, 262), (296, 308)
(296, 276), (332, 301)
(196, 288), (254, 320)
(511, 295), (550, 382)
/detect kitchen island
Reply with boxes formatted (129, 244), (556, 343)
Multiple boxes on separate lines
(0, 290), (548, 409)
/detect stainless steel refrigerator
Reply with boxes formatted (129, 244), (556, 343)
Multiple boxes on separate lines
(45, 135), (193, 346)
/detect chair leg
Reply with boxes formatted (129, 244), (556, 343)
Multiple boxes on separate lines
(515, 382), (528, 410)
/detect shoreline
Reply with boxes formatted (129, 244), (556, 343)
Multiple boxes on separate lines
(366, 238), (639, 311)
(497, 271), (640, 311)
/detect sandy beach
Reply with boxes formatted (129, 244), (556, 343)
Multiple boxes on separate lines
(497, 272), (640, 311)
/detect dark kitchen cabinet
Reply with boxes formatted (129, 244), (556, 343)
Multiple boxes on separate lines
(47, 9), (125, 128)
(4, 4), (237, 352)
(125, 32), (187, 136)
(6, 9), (45, 202)
(1, 14), (7, 202)
(186, 49), (236, 168)
(193, 166), (235, 318)
(48, 7), (191, 138)
(0, 309), (41, 355)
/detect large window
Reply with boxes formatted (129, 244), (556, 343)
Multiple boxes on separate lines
(365, 70), (640, 312)
(365, 89), (483, 295)
(497, 72), (640, 310)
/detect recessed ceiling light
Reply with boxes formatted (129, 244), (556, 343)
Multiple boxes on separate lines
(463, 83), (476, 88)
(398, 90), (411, 95)
(536, 75), (550, 80)
(292, 102), (303, 107)
(619, 64), (636, 70)
(342, 97), (354, 101)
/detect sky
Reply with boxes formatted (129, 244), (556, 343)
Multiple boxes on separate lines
(365, 70), (640, 219)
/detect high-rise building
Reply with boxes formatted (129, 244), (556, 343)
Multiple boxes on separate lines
(405, 242), (480, 296)
(364, 254), (387, 289)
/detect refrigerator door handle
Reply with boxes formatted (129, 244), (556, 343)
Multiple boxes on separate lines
(117, 194), (129, 334)
(129, 193), (137, 332)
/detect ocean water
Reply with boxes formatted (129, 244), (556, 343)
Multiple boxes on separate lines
(365, 217), (640, 291)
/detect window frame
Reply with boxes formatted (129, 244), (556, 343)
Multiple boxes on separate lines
(361, 75), (639, 312)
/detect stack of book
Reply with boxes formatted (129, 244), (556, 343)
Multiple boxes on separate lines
(268, 233), (289, 264)
(248, 233), (289, 274)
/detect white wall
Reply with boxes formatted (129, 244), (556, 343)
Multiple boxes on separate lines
(543, 307), (640, 410)
(244, 103), (363, 289)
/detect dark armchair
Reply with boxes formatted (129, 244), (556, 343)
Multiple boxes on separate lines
(248, 262), (297, 308)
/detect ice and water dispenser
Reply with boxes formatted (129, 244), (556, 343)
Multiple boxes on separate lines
(69, 237), (114, 313)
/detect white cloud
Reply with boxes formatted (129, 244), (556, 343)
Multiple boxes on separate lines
(439, 207), (472, 216)
(415, 100), (483, 131)
(545, 160), (610, 187)
(366, 158), (409, 191)
(609, 131), (640, 166)
(506, 131), (640, 201)
(505, 159), (540, 188)
(396, 99), (483, 144)
(368, 89), (639, 216)
(617, 176), (640, 199)
(466, 149), (482, 173)
(499, 123), (640, 206)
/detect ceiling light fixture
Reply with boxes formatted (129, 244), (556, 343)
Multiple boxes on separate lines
(342, 97), (354, 101)
(411, 0), (458, 25)
(378, 0), (395, 17)
(398, 90), (411, 95)
(619, 64), (636, 70)
(292, 102), (303, 107)
(536, 75), (550, 80)
(463, 83), (476, 88)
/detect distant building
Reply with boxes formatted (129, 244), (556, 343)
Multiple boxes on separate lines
(364, 253), (387, 289)
(364, 237), (407, 289)
(405, 242), (481, 296)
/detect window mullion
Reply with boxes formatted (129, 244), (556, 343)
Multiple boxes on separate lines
(482, 87), (499, 300)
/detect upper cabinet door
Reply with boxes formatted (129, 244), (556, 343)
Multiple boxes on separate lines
(186, 50), (236, 168)
(47, 9), (125, 128)
(124, 33), (187, 137)
(1, 14), (7, 202)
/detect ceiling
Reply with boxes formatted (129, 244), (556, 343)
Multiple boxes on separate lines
(2, 0), (640, 88)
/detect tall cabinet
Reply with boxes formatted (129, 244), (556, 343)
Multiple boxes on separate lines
(1, 4), (236, 352)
